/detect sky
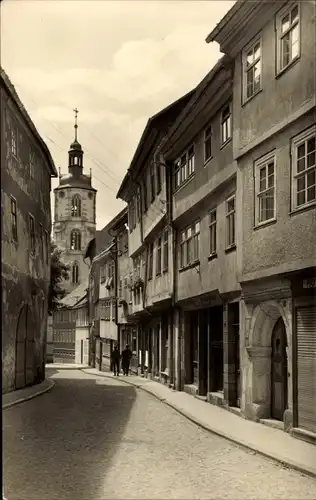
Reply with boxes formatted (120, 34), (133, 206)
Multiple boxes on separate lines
(1, 0), (235, 230)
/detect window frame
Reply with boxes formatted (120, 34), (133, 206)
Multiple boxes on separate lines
(29, 148), (35, 179)
(221, 103), (232, 147)
(276, 2), (300, 76)
(254, 152), (276, 226)
(29, 214), (36, 255)
(70, 229), (81, 251)
(148, 243), (154, 281)
(209, 208), (217, 256)
(204, 124), (213, 164)
(71, 194), (82, 217)
(242, 36), (262, 103)
(10, 196), (18, 242)
(162, 229), (169, 272)
(179, 220), (200, 269)
(225, 195), (236, 249)
(156, 236), (162, 276)
(11, 125), (18, 158)
(72, 262), (79, 284)
(291, 125), (316, 212)
(174, 144), (195, 190)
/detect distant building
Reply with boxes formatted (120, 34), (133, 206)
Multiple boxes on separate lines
(1, 67), (57, 393)
(53, 109), (97, 294)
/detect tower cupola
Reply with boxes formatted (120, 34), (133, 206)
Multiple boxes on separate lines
(68, 108), (84, 176)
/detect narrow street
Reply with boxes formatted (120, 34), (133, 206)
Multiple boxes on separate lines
(3, 369), (316, 500)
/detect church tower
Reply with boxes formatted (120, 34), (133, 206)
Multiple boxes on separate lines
(53, 109), (97, 294)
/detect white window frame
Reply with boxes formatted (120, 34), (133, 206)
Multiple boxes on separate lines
(276, 2), (300, 75)
(204, 125), (212, 164)
(209, 209), (217, 256)
(179, 220), (200, 269)
(10, 195), (18, 242)
(221, 104), (232, 146)
(242, 36), (262, 103)
(225, 195), (236, 249)
(156, 236), (162, 275)
(162, 229), (169, 272)
(255, 152), (276, 226)
(291, 125), (316, 212)
(174, 145), (195, 190)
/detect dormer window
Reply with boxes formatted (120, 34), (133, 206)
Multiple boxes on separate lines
(71, 195), (81, 217)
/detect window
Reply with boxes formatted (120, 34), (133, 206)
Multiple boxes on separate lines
(100, 265), (106, 283)
(150, 165), (155, 202)
(209, 209), (217, 256)
(10, 196), (17, 242)
(71, 194), (81, 217)
(70, 229), (81, 250)
(136, 189), (141, 222)
(133, 255), (141, 278)
(163, 230), (169, 271)
(129, 273), (133, 303)
(226, 196), (236, 248)
(174, 145), (195, 189)
(243, 39), (261, 101)
(156, 162), (162, 194)
(108, 260), (115, 278)
(119, 278), (123, 298)
(29, 215), (35, 254)
(255, 153), (276, 224)
(148, 243), (154, 280)
(156, 237), (162, 275)
(124, 277), (128, 302)
(11, 126), (17, 157)
(204, 125), (212, 163)
(142, 179), (148, 212)
(179, 221), (200, 268)
(277, 3), (300, 73)
(29, 149), (35, 178)
(221, 105), (232, 145)
(292, 126), (316, 210)
(72, 262), (79, 284)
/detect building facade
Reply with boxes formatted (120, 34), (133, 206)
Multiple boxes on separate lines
(1, 68), (57, 393)
(161, 57), (241, 408)
(53, 113), (97, 295)
(116, 91), (194, 385)
(207, 0), (316, 440)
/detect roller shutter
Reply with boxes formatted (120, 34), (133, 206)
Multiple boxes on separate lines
(296, 306), (316, 433)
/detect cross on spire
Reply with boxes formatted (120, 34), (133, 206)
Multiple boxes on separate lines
(73, 108), (79, 141)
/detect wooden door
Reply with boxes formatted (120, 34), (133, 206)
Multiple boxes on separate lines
(271, 318), (288, 420)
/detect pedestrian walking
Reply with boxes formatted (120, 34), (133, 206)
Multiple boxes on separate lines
(121, 344), (133, 376)
(111, 344), (121, 376)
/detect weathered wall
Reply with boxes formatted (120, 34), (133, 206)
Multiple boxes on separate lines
(1, 83), (52, 393)
(232, 0), (316, 158)
(238, 112), (316, 282)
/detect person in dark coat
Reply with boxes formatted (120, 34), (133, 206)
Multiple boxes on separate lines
(111, 344), (121, 376)
(121, 344), (133, 376)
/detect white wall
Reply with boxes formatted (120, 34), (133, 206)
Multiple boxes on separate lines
(75, 326), (89, 365)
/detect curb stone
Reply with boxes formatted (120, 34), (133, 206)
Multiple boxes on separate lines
(80, 368), (316, 479)
(2, 380), (55, 409)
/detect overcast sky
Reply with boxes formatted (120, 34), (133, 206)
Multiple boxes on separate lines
(2, 0), (234, 230)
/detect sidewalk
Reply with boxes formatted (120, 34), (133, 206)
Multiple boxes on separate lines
(46, 363), (89, 370)
(81, 367), (316, 478)
(2, 379), (55, 409)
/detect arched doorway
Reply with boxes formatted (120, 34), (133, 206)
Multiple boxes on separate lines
(15, 304), (36, 389)
(271, 318), (288, 420)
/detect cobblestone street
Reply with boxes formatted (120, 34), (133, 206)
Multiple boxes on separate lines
(3, 369), (316, 500)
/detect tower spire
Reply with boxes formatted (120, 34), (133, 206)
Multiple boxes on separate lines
(73, 107), (79, 141)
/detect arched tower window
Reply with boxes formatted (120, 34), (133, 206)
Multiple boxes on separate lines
(72, 262), (79, 284)
(71, 194), (81, 217)
(70, 230), (81, 250)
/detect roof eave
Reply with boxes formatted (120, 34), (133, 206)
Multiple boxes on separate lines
(205, 0), (246, 44)
(0, 68), (58, 177)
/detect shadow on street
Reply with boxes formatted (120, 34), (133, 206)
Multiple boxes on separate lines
(3, 372), (137, 500)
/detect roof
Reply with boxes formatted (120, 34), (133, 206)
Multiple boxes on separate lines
(0, 67), (58, 177)
(59, 280), (88, 308)
(205, 0), (244, 43)
(160, 56), (230, 156)
(116, 89), (195, 200)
